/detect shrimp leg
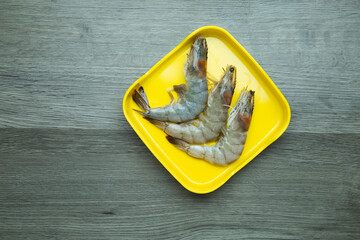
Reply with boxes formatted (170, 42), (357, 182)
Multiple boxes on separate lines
(173, 84), (186, 98)
(166, 88), (176, 105)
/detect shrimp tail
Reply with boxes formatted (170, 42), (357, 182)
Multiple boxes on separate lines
(166, 135), (190, 152)
(144, 117), (167, 130)
(132, 87), (150, 113)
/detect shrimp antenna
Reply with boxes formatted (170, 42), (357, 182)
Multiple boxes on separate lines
(207, 72), (219, 84)
(223, 104), (233, 110)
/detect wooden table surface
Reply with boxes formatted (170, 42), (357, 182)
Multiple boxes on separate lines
(1, 1), (359, 239)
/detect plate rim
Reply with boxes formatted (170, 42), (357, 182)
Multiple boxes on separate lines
(123, 25), (291, 194)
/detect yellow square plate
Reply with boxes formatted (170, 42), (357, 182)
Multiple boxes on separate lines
(123, 26), (291, 194)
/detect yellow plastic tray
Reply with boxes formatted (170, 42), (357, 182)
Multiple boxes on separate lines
(123, 26), (291, 194)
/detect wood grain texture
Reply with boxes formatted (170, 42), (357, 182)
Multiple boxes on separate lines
(1, 130), (359, 239)
(0, 0), (359, 239)
(0, 0), (359, 132)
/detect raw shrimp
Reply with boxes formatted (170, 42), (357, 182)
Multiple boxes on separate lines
(167, 88), (255, 165)
(132, 37), (208, 123)
(147, 65), (236, 144)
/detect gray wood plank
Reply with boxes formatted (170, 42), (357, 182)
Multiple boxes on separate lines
(0, 0), (359, 133)
(0, 129), (359, 239)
